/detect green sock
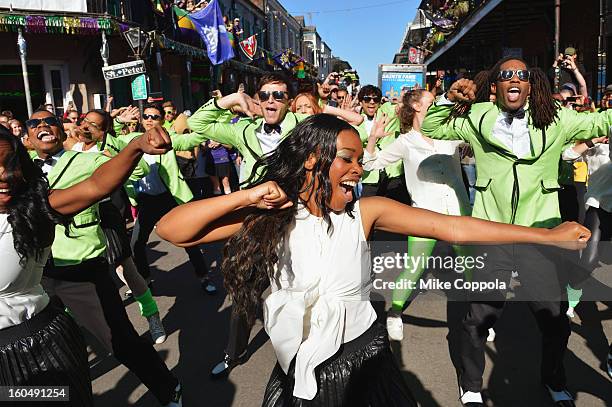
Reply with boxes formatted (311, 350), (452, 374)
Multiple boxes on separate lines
(566, 284), (583, 309)
(135, 288), (159, 318)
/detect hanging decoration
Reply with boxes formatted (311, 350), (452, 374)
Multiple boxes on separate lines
(0, 12), (116, 34)
(239, 35), (257, 60)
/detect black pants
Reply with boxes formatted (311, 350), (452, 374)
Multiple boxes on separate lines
(44, 258), (178, 404)
(458, 245), (571, 392)
(131, 191), (208, 280)
(581, 206), (612, 270)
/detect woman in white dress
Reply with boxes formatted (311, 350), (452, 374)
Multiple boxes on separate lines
(156, 114), (590, 406)
(0, 124), (172, 406)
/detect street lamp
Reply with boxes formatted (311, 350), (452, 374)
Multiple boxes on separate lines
(17, 28), (33, 117)
(100, 30), (111, 101)
(123, 27), (150, 58)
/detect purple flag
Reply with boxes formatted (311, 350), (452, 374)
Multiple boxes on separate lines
(188, 0), (234, 65)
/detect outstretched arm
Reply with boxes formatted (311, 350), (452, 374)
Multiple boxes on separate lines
(156, 181), (293, 247)
(49, 127), (172, 216)
(422, 79), (477, 141)
(359, 196), (590, 245)
(323, 105), (364, 126)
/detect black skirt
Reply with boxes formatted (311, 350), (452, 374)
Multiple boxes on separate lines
(99, 200), (132, 265)
(262, 322), (417, 407)
(0, 299), (92, 406)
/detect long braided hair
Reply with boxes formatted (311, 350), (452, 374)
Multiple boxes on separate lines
(222, 114), (358, 325)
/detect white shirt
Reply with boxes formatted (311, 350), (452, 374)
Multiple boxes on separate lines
(0, 213), (50, 329)
(135, 154), (167, 196)
(36, 150), (65, 176)
(492, 111), (531, 158)
(255, 122), (285, 155)
(363, 130), (470, 215)
(584, 146), (612, 211)
(72, 142), (99, 153)
(264, 202), (377, 400)
(363, 116), (375, 136)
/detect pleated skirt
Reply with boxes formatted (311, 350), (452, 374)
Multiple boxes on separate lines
(0, 299), (93, 406)
(99, 200), (132, 265)
(262, 322), (417, 407)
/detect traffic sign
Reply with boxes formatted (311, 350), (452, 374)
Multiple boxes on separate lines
(131, 74), (148, 100)
(102, 60), (146, 80)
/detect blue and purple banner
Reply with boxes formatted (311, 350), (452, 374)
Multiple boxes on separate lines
(188, 0), (234, 65)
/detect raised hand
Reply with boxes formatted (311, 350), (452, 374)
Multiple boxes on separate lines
(136, 126), (173, 155)
(117, 106), (140, 123)
(246, 181), (293, 210)
(447, 79), (477, 103)
(370, 113), (391, 140)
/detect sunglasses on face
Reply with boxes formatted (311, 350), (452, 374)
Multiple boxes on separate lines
(497, 69), (530, 82)
(258, 91), (288, 102)
(143, 114), (161, 120)
(127, 122), (138, 127)
(164, 110), (175, 115)
(361, 96), (381, 103)
(25, 116), (62, 129)
(82, 117), (102, 130)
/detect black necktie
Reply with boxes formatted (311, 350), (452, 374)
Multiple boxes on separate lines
(263, 123), (281, 134)
(34, 157), (54, 169)
(505, 108), (526, 125)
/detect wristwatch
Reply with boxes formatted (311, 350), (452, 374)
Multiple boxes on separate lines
(584, 140), (595, 148)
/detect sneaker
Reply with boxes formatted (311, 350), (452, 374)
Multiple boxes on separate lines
(201, 278), (217, 295)
(124, 289), (133, 299)
(486, 328), (496, 342)
(210, 352), (247, 379)
(386, 315), (404, 341)
(566, 306), (575, 319)
(164, 383), (182, 407)
(545, 385), (575, 406)
(147, 313), (167, 344)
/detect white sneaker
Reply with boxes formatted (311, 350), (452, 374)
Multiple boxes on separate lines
(164, 384), (182, 407)
(486, 327), (496, 342)
(147, 313), (167, 344)
(566, 306), (575, 318)
(386, 315), (404, 341)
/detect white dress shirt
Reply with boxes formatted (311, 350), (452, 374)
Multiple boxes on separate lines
(363, 130), (470, 215)
(72, 142), (100, 153)
(36, 150), (65, 175)
(264, 202), (377, 400)
(135, 154), (167, 196)
(255, 121), (285, 155)
(584, 146), (612, 211)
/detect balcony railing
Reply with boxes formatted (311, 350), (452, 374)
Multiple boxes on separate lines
(87, 0), (131, 21)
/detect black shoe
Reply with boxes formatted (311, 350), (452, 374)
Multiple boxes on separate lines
(545, 386), (575, 407)
(201, 278), (217, 295)
(210, 352), (246, 379)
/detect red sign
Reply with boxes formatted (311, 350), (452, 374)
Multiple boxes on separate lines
(408, 47), (418, 64)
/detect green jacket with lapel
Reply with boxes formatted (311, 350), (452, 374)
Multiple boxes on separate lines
(422, 102), (612, 227)
(46, 150), (109, 266)
(187, 98), (308, 183)
(120, 132), (196, 204)
(357, 102), (403, 184)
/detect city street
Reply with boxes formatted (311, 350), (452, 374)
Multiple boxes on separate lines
(92, 233), (612, 407)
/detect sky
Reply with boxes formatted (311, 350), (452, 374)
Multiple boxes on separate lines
(280, 0), (421, 85)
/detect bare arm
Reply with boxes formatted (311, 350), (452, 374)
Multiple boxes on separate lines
(323, 105), (364, 126)
(359, 196), (590, 245)
(49, 127), (172, 216)
(156, 181), (293, 247)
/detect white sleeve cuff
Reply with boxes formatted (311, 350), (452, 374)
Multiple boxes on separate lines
(436, 93), (455, 106)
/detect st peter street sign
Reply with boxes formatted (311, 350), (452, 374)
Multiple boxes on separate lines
(102, 60), (146, 80)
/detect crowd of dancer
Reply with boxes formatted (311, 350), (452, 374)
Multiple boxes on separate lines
(0, 53), (611, 407)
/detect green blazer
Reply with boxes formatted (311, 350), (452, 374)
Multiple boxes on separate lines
(357, 102), (403, 184)
(187, 98), (308, 183)
(422, 102), (612, 227)
(120, 132), (200, 204)
(46, 150), (109, 266)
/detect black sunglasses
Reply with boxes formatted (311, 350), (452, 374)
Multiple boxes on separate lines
(25, 116), (61, 129)
(362, 96), (381, 103)
(143, 114), (161, 120)
(258, 91), (288, 102)
(498, 69), (530, 82)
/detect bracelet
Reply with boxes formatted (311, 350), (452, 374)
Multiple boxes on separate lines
(584, 140), (595, 148)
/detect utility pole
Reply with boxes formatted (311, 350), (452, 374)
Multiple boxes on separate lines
(554, 0), (561, 93)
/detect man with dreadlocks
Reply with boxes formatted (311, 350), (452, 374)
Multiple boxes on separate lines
(422, 57), (612, 407)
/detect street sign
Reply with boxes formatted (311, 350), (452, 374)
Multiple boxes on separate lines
(131, 74), (148, 101)
(102, 60), (146, 80)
